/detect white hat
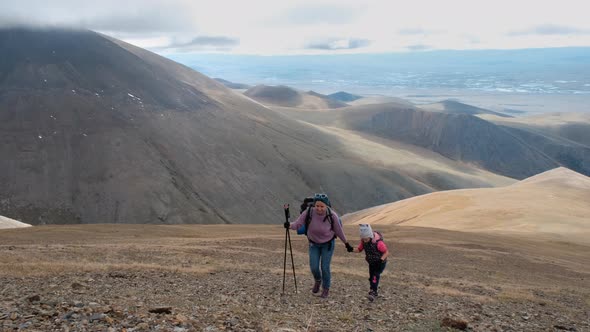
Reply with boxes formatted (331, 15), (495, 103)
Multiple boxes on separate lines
(359, 224), (373, 238)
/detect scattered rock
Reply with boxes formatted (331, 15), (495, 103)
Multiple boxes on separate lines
(108, 272), (128, 278)
(26, 294), (40, 303)
(135, 322), (150, 330)
(148, 306), (172, 314)
(89, 313), (106, 322)
(71, 282), (85, 290)
(441, 317), (468, 330)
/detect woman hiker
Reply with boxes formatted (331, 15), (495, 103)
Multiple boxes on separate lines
(284, 193), (354, 298)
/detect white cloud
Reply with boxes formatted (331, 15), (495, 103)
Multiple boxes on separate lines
(1, 0), (589, 54)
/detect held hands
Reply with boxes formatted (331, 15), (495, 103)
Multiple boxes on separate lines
(345, 242), (354, 253)
(284, 221), (290, 229)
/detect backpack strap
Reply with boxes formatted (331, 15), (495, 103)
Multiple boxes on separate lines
(304, 207), (313, 236)
(325, 207), (335, 231)
(374, 231), (384, 243)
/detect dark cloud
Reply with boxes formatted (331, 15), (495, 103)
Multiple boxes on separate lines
(305, 38), (370, 50)
(406, 44), (432, 51)
(281, 4), (365, 25)
(508, 24), (590, 36)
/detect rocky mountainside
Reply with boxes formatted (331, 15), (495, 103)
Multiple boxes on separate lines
(276, 103), (564, 179)
(0, 28), (510, 225)
(480, 113), (590, 176)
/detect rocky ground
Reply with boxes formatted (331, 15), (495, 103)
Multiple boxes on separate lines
(0, 224), (589, 331)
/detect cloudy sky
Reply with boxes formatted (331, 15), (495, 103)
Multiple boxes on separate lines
(1, 0), (590, 55)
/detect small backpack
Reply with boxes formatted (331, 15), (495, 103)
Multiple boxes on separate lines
(364, 231), (386, 263)
(374, 231), (384, 242)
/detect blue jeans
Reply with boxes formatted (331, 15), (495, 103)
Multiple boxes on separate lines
(308, 239), (335, 289)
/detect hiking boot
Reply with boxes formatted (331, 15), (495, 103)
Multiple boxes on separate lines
(320, 288), (329, 298)
(312, 280), (321, 294)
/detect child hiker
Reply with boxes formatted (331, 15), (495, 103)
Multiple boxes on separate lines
(352, 224), (389, 301)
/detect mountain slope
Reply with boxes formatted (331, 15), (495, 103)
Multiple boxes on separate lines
(343, 167), (590, 244)
(0, 28), (513, 225)
(273, 103), (560, 179)
(478, 112), (590, 175)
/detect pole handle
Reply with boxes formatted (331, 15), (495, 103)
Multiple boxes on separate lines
(284, 204), (290, 220)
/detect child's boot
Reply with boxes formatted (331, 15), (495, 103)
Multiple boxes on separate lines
(320, 288), (329, 298)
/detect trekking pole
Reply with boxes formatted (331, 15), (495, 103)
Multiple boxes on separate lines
(282, 204), (298, 294)
(286, 205), (298, 293)
(282, 204), (288, 294)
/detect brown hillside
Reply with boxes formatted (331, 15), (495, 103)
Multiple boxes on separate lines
(273, 102), (561, 179)
(479, 112), (590, 174)
(343, 167), (590, 245)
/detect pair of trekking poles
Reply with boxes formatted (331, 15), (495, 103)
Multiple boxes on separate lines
(282, 204), (298, 294)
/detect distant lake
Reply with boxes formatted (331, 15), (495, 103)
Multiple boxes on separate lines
(165, 48), (590, 113)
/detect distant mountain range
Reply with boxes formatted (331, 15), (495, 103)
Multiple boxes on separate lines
(244, 85), (347, 109)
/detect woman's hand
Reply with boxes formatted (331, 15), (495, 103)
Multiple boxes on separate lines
(345, 242), (354, 252)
